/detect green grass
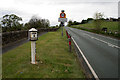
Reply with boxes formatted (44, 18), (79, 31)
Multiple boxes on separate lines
(2, 28), (85, 78)
(70, 21), (120, 39)
(72, 21), (118, 32)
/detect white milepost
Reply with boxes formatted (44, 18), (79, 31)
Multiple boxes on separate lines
(28, 28), (38, 64)
(31, 41), (36, 64)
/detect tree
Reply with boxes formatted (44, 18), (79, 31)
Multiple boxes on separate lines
(56, 25), (58, 28)
(41, 19), (46, 28)
(81, 19), (87, 24)
(71, 21), (80, 25)
(87, 18), (94, 22)
(67, 20), (72, 27)
(45, 19), (50, 28)
(28, 15), (50, 29)
(94, 12), (104, 19)
(28, 15), (40, 29)
(1, 14), (22, 31)
(93, 12), (104, 31)
(0, 24), (1, 33)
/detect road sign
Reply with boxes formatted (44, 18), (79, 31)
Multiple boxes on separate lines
(58, 10), (67, 37)
(60, 13), (66, 18)
(58, 18), (67, 22)
(58, 10), (67, 22)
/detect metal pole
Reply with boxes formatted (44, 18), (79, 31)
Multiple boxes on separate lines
(62, 26), (63, 36)
(61, 22), (64, 37)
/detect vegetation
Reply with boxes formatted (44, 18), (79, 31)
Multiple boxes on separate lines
(1, 14), (23, 32)
(0, 24), (1, 33)
(68, 20), (81, 27)
(68, 12), (119, 39)
(67, 18), (94, 27)
(49, 25), (59, 29)
(70, 21), (119, 39)
(93, 12), (104, 31)
(24, 15), (50, 30)
(2, 28), (85, 78)
(71, 21), (118, 32)
(1, 14), (50, 32)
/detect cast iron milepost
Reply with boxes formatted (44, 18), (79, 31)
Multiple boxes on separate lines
(28, 28), (38, 64)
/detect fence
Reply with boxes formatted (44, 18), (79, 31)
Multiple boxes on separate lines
(2, 28), (60, 46)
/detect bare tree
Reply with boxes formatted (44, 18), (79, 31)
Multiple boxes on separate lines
(94, 12), (104, 31)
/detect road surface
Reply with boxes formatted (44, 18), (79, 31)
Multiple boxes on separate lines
(65, 27), (119, 78)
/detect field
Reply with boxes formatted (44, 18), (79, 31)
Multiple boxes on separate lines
(72, 21), (118, 32)
(2, 28), (85, 78)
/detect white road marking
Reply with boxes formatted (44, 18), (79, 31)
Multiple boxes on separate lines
(84, 33), (120, 49)
(72, 27), (118, 41)
(92, 32), (118, 41)
(68, 27), (120, 49)
(72, 37), (99, 80)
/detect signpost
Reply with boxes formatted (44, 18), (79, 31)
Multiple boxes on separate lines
(58, 10), (67, 36)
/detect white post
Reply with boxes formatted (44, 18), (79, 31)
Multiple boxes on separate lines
(31, 41), (36, 64)
(29, 28), (38, 64)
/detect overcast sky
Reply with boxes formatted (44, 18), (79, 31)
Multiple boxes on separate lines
(0, 0), (119, 26)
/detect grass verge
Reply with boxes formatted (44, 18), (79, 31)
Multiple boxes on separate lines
(73, 21), (118, 31)
(70, 21), (120, 39)
(2, 28), (85, 78)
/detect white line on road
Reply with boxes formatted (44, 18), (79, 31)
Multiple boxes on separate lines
(84, 33), (120, 49)
(71, 27), (119, 41)
(92, 32), (118, 41)
(72, 37), (99, 80)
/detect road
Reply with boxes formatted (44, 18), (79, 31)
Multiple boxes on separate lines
(65, 27), (119, 78)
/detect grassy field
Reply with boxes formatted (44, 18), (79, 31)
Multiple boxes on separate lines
(2, 28), (85, 78)
(72, 21), (118, 32)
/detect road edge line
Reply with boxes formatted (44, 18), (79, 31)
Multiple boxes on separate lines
(71, 37), (99, 80)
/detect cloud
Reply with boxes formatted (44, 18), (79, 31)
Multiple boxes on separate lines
(118, 1), (120, 17)
(0, 0), (119, 26)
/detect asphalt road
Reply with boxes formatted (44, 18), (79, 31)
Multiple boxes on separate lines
(65, 27), (119, 78)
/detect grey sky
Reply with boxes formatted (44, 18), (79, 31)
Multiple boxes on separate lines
(0, 0), (119, 26)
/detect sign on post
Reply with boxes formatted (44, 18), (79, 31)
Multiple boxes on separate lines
(58, 10), (67, 22)
(60, 12), (66, 18)
(58, 18), (67, 22)
(58, 10), (67, 36)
